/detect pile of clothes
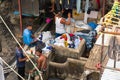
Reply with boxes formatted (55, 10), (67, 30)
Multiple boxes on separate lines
(36, 30), (97, 53)
(54, 33), (82, 49)
(38, 32), (83, 50)
(75, 30), (97, 51)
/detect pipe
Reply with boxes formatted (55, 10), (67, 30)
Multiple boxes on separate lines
(102, 66), (120, 71)
(102, 0), (106, 16)
(102, 31), (120, 35)
(99, 30), (104, 80)
(18, 0), (23, 35)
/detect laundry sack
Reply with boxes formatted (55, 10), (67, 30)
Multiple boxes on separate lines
(75, 20), (91, 30)
(42, 31), (52, 42)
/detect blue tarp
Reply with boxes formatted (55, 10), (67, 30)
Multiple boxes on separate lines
(14, 11), (34, 17)
(88, 22), (98, 30)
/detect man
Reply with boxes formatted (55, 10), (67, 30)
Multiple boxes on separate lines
(16, 42), (27, 80)
(23, 24), (37, 46)
(55, 12), (71, 37)
(29, 49), (47, 80)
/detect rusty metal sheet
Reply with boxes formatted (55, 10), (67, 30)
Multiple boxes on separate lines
(21, 0), (39, 16)
(13, 0), (39, 16)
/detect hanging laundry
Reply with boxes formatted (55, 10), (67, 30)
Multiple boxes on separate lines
(60, 0), (62, 4)
(76, 0), (82, 13)
(85, 0), (89, 12)
(56, 0), (61, 11)
(96, 0), (100, 9)
(62, 0), (74, 18)
(68, 0), (70, 5)
(64, 0), (74, 10)
(62, 0), (65, 10)
(39, 0), (46, 10)
(55, 0), (65, 11)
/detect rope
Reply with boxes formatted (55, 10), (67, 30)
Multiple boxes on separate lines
(28, 73), (31, 80)
(0, 15), (43, 80)
(0, 57), (25, 80)
(3, 61), (16, 74)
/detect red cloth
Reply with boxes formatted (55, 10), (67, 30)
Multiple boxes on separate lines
(80, 37), (83, 40)
(96, 0), (100, 9)
(69, 33), (74, 37)
(95, 63), (102, 69)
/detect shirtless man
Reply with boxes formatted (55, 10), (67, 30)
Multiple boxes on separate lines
(29, 49), (47, 80)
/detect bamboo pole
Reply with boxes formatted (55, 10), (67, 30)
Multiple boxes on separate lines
(102, 66), (120, 71)
(102, 31), (120, 35)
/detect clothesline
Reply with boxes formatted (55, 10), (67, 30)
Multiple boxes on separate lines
(0, 57), (25, 80)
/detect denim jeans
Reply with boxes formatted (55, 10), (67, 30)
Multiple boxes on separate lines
(39, 0), (46, 10)
(55, 0), (61, 11)
(55, 0), (74, 11)
(18, 67), (25, 80)
(64, 0), (74, 10)
(55, 33), (63, 38)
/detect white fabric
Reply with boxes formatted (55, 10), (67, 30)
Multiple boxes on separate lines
(0, 57), (5, 80)
(85, 0), (89, 12)
(65, 18), (75, 33)
(84, 12), (88, 23)
(55, 17), (66, 34)
(42, 31), (52, 42)
(84, 11), (98, 23)
(75, 20), (91, 30)
(54, 36), (65, 47)
(88, 11), (98, 18)
(95, 25), (102, 33)
(74, 37), (80, 49)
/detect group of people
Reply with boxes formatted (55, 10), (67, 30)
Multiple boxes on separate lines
(15, 2), (74, 79)
(16, 42), (47, 80)
(16, 25), (47, 80)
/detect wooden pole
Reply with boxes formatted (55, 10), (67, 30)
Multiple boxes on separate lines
(102, 31), (120, 35)
(113, 36), (116, 68)
(102, 0), (106, 16)
(18, 0), (23, 35)
(99, 25), (105, 80)
(102, 66), (120, 71)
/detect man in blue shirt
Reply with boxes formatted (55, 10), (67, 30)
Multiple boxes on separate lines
(16, 42), (27, 80)
(23, 25), (37, 46)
